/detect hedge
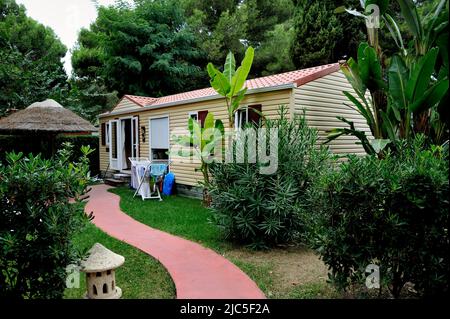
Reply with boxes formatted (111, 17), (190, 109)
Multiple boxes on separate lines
(0, 134), (100, 176)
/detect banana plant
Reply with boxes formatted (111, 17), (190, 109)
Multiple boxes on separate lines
(207, 47), (254, 128)
(172, 113), (224, 186)
(326, 42), (389, 155)
(394, 0), (448, 57)
(386, 0), (449, 140)
(335, 0), (389, 55)
(388, 47), (449, 138)
(329, 0), (449, 154)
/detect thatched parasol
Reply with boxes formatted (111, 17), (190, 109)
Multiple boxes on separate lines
(0, 99), (96, 133)
(0, 99), (97, 155)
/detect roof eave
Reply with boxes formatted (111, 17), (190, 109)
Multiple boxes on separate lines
(99, 83), (296, 118)
(294, 64), (340, 87)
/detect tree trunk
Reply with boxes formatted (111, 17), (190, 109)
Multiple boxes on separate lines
(203, 187), (212, 207)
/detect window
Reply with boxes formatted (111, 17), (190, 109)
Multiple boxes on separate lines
(188, 111), (208, 128)
(105, 123), (110, 147)
(189, 112), (198, 122)
(150, 117), (169, 160)
(187, 111), (209, 147)
(235, 108), (248, 129)
(235, 105), (262, 129)
(248, 105), (262, 126)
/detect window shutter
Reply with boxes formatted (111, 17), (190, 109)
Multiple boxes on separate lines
(101, 123), (106, 146)
(248, 105), (262, 126)
(198, 110), (209, 128)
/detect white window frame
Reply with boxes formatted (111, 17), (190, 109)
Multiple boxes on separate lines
(148, 115), (170, 163)
(189, 111), (199, 123)
(235, 106), (249, 129)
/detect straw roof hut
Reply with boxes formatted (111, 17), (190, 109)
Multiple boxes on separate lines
(0, 99), (96, 133)
(0, 99), (97, 155)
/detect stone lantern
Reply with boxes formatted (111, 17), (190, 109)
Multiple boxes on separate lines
(81, 243), (125, 299)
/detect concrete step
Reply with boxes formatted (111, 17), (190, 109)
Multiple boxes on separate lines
(104, 178), (127, 187)
(113, 173), (131, 182)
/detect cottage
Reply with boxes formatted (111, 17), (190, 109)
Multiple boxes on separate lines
(98, 63), (371, 195)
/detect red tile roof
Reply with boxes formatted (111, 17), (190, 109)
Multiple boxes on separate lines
(124, 95), (158, 107)
(120, 63), (339, 108)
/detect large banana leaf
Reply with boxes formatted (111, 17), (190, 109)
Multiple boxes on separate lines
(343, 91), (375, 127)
(436, 33), (448, 74)
(361, 43), (385, 91)
(207, 63), (230, 96)
(325, 116), (376, 155)
(350, 42), (384, 93)
(409, 78), (449, 113)
(203, 112), (215, 130)
(229, 47), (254, 98)
(231, 88), (247, 114)
(358, 43), (371, 86)
(397, 0), (423, 40)
(341, 58), (366, 98)
(380, 109), (398, 142)
(423, 0), (448, 51)
(370, 138), (391, 154)
(223, 52), (236, 84)
(405, 47), (439, 102)
(384, 14), (406, 54)
(388, 55), (409, 110)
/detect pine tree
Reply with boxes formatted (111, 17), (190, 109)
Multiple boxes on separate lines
(291, 0), (342, 68)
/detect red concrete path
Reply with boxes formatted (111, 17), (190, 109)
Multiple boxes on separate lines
(85, 184), (266, 299)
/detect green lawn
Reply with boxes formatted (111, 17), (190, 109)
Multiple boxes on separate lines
(64, 222), (175, 299)
(109, 187), (336, 299)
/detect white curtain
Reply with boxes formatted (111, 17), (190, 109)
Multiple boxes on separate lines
(121, 121), (127, 169)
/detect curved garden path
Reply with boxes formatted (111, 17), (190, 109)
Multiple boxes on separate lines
(85, 184), (266, 299)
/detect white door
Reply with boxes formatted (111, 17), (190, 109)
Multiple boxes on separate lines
(132, 117), (139, 158)
(109, 119), (122, 170)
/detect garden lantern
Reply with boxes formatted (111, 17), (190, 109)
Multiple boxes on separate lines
(81, 243), (125, 299)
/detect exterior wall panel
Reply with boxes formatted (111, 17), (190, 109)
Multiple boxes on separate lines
(294, 71), (373, 156)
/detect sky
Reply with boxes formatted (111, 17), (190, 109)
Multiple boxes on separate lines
(16, 0), (120, 76)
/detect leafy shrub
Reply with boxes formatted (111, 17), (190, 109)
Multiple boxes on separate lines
(0, 143), (93, 298)
(208, 108), (331, 249)
(304, 136), (449, 298)
(0, 134), (99, 176)
(56, 136), (99, 176)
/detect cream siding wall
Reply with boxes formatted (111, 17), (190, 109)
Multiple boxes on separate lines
(294, 70), (372, 156)
(99, 125), (110, 171)
(114, 98), (142, 113)
(99, 89), (292, 186)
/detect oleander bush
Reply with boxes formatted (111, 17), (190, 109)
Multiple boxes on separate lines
(208, 108), (332, 249)
(303, 136), (449, 298)
(0, 143), (93, 298)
